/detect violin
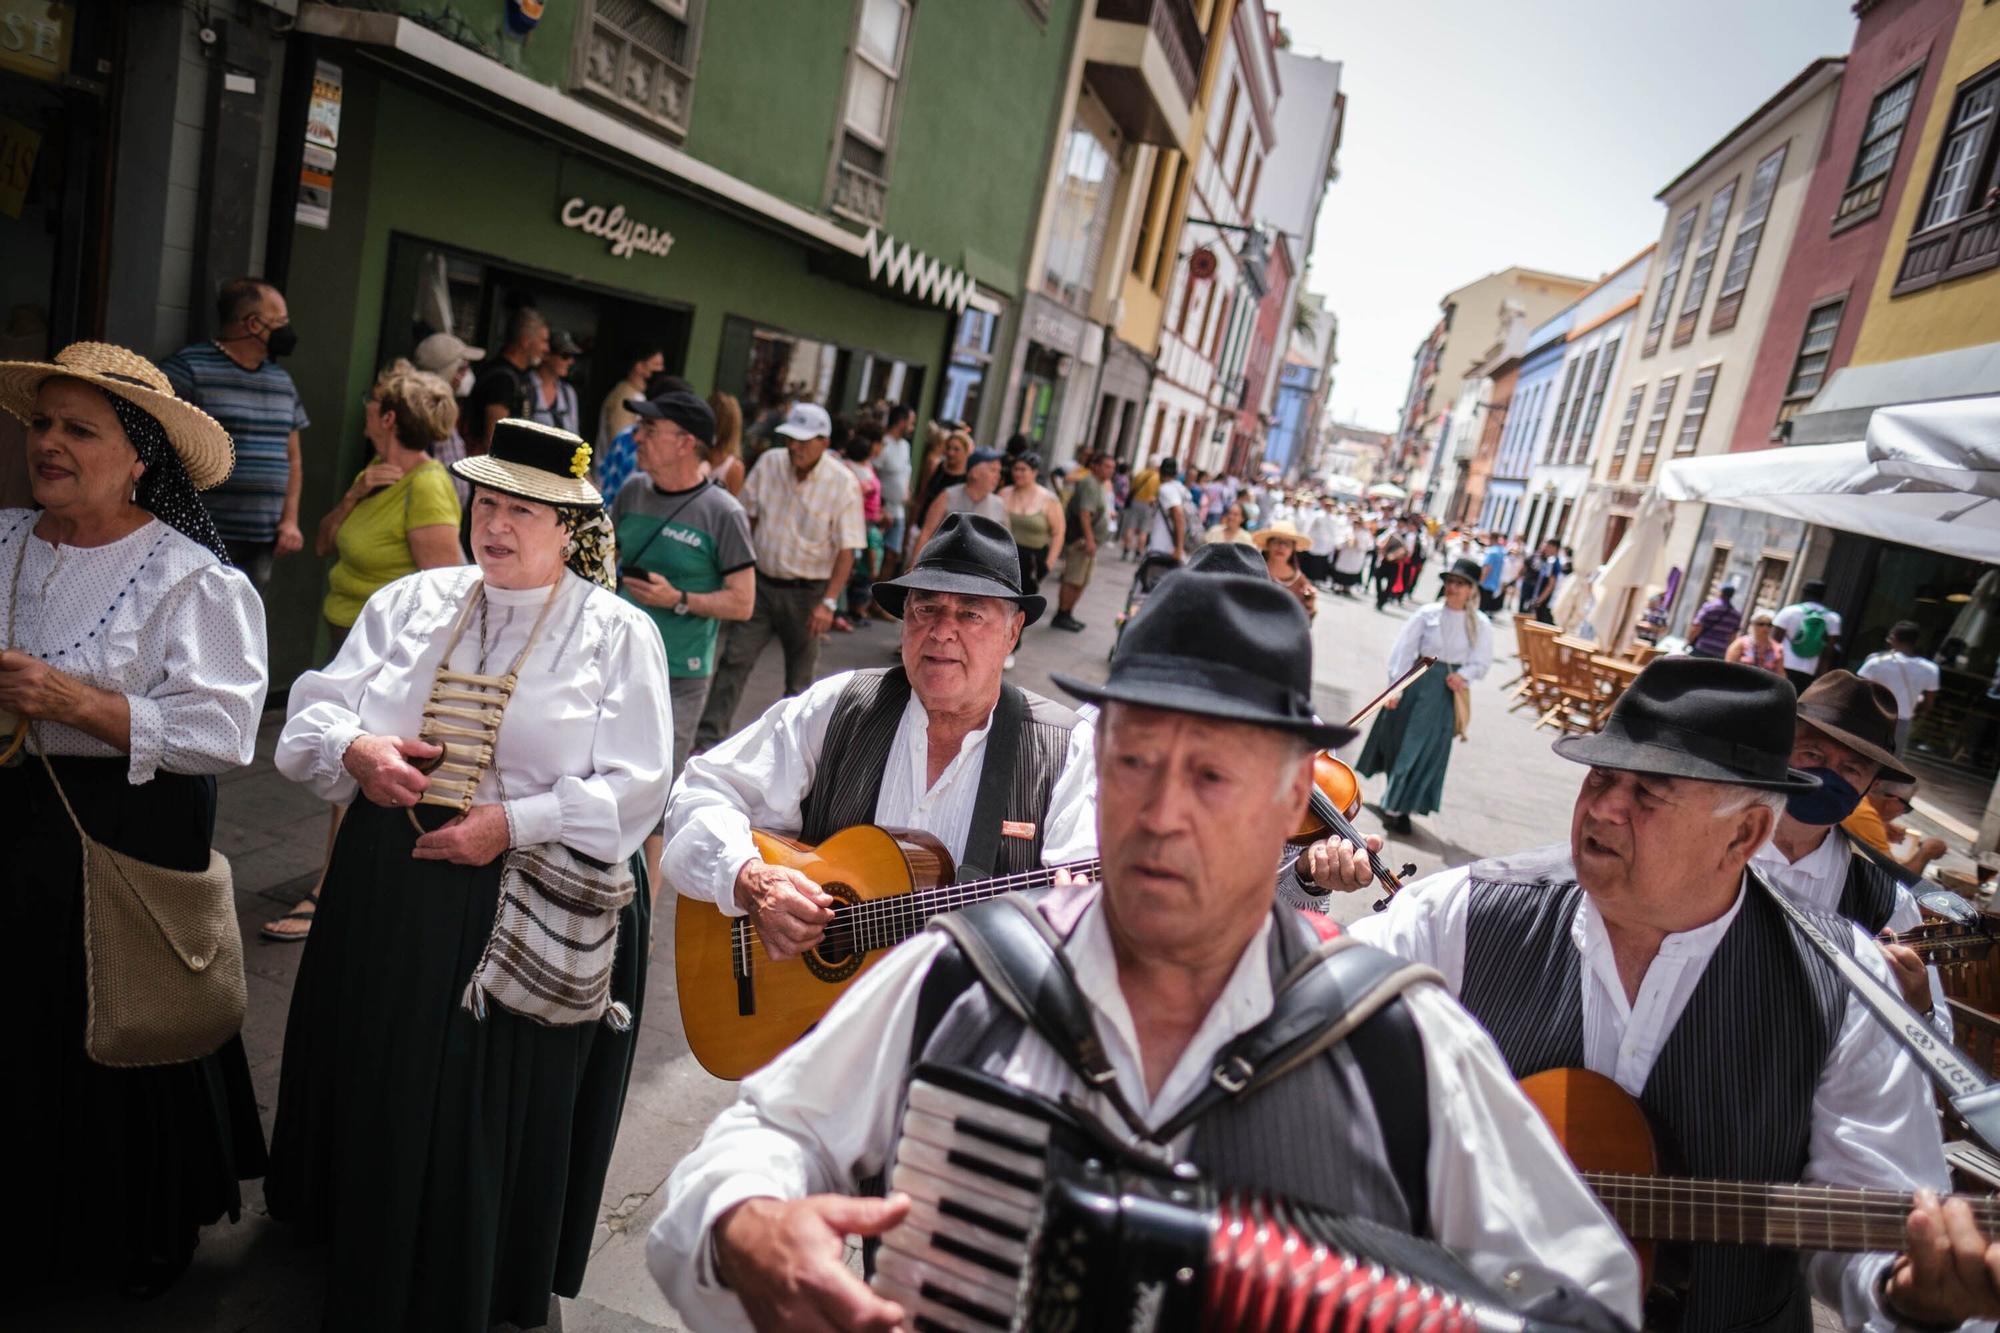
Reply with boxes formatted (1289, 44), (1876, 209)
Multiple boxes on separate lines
(1291, 753), (1417, 911)
(1284, 654), (1436, 911)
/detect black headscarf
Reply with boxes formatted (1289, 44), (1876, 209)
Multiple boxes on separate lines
(102, 392), (231, 565)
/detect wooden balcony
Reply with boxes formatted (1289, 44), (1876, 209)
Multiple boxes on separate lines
(1085, 0), (1203, 150)
(1892, 205), (2000, 295)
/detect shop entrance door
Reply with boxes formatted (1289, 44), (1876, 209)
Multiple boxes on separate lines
(379, 234), (692, 446)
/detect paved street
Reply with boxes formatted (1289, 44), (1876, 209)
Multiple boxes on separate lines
(31, 556), (1960, 1333)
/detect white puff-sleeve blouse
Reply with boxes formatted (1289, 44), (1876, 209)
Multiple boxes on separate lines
(276, 566), (673, 864)
(0, 510), (268, 782)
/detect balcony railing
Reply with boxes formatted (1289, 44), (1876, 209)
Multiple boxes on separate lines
(831, 158), (888, 228)
(1095, 0), (1200, 105)
(1892, 205), (2000, 295)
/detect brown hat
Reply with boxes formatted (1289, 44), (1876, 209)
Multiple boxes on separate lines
(1795, 670), (1915, 784)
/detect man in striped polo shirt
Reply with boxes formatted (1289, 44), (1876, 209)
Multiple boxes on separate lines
(160, 277), (310, 589)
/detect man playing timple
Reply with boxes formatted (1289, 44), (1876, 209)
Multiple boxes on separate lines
(611, 387), (756, 884)
(1752, 670), (1949, 1032)
(665, 514), (1090, 961)
(1319, 658), (1994, 1330)
(647, 568), (1639, 1332)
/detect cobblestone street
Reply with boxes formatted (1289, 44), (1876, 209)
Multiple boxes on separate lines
(31, 559), (1962, 1333)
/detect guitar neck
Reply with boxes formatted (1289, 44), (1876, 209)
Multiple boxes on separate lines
(1907, 933), (1991, 961)
(836, 859), (1102, 954)
(1586, 1172), (2000, 1252)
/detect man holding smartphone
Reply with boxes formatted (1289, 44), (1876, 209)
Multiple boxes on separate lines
(611, 388), (757, 885)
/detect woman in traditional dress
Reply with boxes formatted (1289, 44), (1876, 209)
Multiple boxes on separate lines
(1356, 556), (1492, 835)
(1251, 518), (1319, 620)
(0, 342), (268, 1300)
(267, 419), (672, 1332)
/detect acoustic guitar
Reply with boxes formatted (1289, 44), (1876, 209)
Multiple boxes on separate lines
(675, 823), (1099, 1080)
(1521, 1066), (1999, 1287)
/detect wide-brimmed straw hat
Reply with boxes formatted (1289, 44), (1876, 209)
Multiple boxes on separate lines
(451, 418), (602, 508)
(0, 341), (235, 489)
(1796, 669), (1915, 785)
(873, 513), (1045, 624)
(1054, 569), (1355, 747)
(1248, 518), (1315, 553)
(1552, 656), (1820, 793)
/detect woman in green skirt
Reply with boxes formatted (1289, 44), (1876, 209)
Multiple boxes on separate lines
(1357, 556), (1493, 835)
(268, 420), (674, 1331)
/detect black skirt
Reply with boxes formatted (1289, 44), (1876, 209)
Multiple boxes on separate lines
(2, 756), (267, 1297)
(266, 798), (649, 1333)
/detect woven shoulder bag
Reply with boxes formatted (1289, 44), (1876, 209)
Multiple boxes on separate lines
(35, 733), (246, 1066)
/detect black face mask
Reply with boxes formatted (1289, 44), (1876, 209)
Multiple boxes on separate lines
(262, 323), (299, 359)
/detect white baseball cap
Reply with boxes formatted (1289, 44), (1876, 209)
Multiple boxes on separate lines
(774, 401), (832, 441)
(413, 331), (486, 373)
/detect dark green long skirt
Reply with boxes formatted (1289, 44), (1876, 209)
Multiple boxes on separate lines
(1356, 660), (1460, 816)
(266, 798), (648, 1332)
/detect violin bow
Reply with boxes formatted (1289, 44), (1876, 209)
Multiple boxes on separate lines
(1344, 655), (1438, 729)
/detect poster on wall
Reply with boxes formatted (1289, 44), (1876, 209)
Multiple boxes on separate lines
(295, 61), (342, 229)
(0, 114), (41, 220)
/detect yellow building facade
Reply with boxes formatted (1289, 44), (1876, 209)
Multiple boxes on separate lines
(1849, 0), (2000, 364)
(1115, 0), (1238, 355)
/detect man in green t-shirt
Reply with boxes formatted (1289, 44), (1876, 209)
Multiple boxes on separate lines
(1052, 450), (1115, 631)
(613, 389), (757, 876)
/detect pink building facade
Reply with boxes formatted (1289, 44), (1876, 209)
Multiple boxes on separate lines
(1732, 0), (1962, 452)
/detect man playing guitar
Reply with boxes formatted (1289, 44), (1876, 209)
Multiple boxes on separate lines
(1312, 658), (2000, 1329)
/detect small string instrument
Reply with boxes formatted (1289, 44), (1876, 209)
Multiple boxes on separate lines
(1286, 655), (1434, 911)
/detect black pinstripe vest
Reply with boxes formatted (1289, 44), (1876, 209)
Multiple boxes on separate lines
(798, 668), (1077, 876)
(1457, 846), (1849, 1333)
(1835, 831), (1900, 934)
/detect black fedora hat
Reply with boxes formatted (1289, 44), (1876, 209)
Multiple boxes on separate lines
(1185, 541), (1267, 579)
(1797, 670), (1915, 784)
(1441, 557), (1483, 587)
(1552, 657), (1820, 792)
(874, 513), (1046, 624)
(1053, 570), (1356, 747)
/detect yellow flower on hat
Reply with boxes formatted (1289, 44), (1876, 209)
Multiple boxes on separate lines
(570, 443), (592, 478)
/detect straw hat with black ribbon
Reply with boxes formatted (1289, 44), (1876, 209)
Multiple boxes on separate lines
(1248, 518), (1316, 553)
(451, 418), (602, 508)
(0, 341), (235, 489)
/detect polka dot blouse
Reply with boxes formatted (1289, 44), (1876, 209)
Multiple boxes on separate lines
(0, 509), (270, 782)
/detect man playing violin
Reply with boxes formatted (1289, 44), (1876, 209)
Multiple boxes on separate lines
(647, 569), (1639, 1331)
(1312, 658), (1996, 1329)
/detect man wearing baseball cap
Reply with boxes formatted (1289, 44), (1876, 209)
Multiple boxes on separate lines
(695, 401), (865, 749)
(412, 331), (485, 505)
(611, 389), (757, 873)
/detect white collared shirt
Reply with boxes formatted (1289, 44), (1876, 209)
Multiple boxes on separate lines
(1751, 829), (1951, 1041)
(646, 892), (1643, 1330)
(1347, 862), (1953, 1333)
(661, 670), (1098, 911)
(1387, 600), (1495, 682)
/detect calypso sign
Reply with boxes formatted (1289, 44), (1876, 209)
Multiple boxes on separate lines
(560, 196), (675, 261)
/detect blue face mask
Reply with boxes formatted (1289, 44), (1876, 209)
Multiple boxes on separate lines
(1784, 766), (1864, 826)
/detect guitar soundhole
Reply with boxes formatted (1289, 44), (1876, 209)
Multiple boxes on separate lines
(803, 882), (865, 983)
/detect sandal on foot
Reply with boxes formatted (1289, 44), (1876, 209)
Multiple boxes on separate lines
(260, 894), (319, 943)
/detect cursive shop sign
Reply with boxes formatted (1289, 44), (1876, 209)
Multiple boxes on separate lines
(559, 197), (675, 261)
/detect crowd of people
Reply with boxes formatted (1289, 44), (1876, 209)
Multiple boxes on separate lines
(5, 274), (1999, 1333)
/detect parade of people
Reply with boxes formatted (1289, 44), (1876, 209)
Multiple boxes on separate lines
(15, 3), (2000, 1331)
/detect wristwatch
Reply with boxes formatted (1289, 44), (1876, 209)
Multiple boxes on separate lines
(822, 597), (839, 613)
(672, 589), (690, 616)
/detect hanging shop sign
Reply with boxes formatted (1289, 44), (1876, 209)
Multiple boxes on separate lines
(560, 196), (676, 260)
(0, 1), (69, 84)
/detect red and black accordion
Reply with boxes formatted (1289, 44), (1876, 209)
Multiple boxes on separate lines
(873, 1066), (1615, 1333)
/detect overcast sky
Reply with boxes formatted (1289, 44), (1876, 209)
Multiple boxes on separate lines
(1283, 0), (1860, 432)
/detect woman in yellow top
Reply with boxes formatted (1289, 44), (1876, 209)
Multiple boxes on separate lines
(999, 451), (1065, 598)
(264, 360), (462, 942)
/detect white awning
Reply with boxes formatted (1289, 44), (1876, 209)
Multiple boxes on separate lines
(1865, 394), (2000, 499)
(1658, 442), (2000, 565)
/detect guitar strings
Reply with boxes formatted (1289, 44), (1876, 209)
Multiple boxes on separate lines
(1583, 1172), (1998, 1246)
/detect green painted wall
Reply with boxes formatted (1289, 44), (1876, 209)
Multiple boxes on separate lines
(365, 0), (1081, 284)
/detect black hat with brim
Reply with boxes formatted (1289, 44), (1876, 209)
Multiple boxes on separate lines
(1551, 656), (1821, 792)
(1054, 570), (1356, 748)
(1442, 557), (1483, 587)
(874, 512), (1046, 624)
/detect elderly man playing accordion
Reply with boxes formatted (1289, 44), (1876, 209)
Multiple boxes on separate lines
(648, 567), (1640, 1332)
